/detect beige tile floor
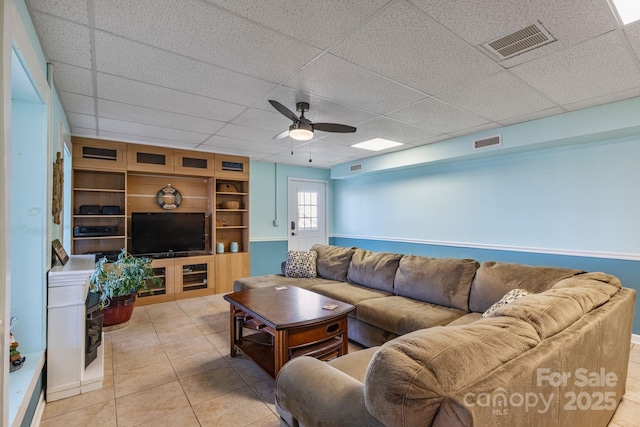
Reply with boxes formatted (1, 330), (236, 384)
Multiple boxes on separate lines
(39, 294), (640, 427)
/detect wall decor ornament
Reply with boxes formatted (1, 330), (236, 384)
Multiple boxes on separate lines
(156, 184), (182, 210)
(52, 151), (63, 224)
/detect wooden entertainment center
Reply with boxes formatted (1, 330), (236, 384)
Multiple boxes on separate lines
(71, 137), (250, 304)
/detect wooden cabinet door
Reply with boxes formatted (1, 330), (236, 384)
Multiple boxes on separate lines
(215, 252), (250, 293)
(175, 150), (215, 177)
(127, 144), (175, 174)
(72, 137), (127, 171)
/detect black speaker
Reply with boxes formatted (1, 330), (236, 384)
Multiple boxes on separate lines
(101, 205), (121, 215)
(79, 205), (100, 215)
(73, 226), (114, 237)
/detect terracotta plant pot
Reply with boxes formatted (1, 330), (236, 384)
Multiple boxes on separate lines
(103, 293), (137, 327)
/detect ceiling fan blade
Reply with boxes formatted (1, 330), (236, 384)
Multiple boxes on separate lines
(273, 129), (290, 139)
(268, 100), (299, 123)
(313, 123), (357, 133)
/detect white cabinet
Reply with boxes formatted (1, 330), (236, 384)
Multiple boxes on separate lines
(47, 255), (104, 401)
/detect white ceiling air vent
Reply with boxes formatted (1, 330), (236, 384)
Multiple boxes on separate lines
(481, 22), (556, 60)
(473, 135), (502, 150)
(350, 163), (363, 172)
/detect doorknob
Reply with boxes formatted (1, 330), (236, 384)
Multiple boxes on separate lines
(291, 232), (296, 236)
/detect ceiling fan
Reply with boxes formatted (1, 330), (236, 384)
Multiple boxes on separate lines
(269, 100), (356, 141)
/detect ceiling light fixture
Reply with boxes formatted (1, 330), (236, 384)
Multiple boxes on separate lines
(609, 0), (640, 25)
(289, 123), (314, 141)
(352, 138), (403, 151)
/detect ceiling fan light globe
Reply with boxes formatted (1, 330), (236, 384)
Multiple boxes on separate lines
(289, 124), (314, 141)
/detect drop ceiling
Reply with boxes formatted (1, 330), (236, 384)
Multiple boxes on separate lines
(25, 0), (640, 168)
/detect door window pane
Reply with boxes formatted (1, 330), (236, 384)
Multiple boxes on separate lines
(298, 191), (318, 230)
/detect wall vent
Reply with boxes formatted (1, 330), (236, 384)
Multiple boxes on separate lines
(473, 135), (502, 150)
(481, 22), (555, 60)
(350, 163), (363, 172)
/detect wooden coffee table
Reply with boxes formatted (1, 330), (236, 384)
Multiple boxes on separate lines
(224, 286), (355, 378)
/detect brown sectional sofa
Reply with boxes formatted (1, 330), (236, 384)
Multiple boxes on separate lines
(233, 244), (636, 427)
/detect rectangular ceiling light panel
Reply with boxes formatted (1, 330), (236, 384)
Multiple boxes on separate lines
(609, 0), (640, 25)
(352, 138), (403, 151)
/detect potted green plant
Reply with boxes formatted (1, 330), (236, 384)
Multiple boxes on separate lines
(90, 249), (159, 327)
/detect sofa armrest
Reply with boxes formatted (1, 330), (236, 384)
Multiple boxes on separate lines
(275, 357), (384, 427)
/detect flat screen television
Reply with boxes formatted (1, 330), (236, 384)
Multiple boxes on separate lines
(131, 212), (206, 256)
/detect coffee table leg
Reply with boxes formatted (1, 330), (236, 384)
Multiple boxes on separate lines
(274, 330), (288, 377)
(341, 331), (348, 356)
(229, 305), (237, 357)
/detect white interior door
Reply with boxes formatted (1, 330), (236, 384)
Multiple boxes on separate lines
(288, 179), (328, 251)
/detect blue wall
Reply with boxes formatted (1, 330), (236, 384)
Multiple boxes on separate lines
(250, 162), (330, 276)
(333, 138), (640, 256)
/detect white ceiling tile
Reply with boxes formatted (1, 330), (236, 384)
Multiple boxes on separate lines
(563, 87), (640, 112)
(511, 32), (640, 105)
(357, 117), (441, 143)
(623, 22), (640, 65)
(200, 135), (286, 155)
(93, 0), (321, 82)
(216, 123), (283, 144)
(410, 0), (617, 67)
(295, 139), (408, 160)
(282, 54), (427, 115)
(94, 32), (277, 106)
(98, 100), (225, 135)
(96, 73), (245, 122)
(97, 131), (200, 149)
(388, 98), (490, 133)
(207, 0), (389, 50)
(31, 0), (640, 166)
(447, 123), (501, 138)
(330, 1), (502, 94)
(59, 91), (95, 115)
(437, 71), (558, 122)
(27, 0), (88, 24)
(51, 63), (93, 96)
(314, 131), (381, 147)
(98, 118), (209, 144)
(67, 112), (96, 129)
(70, 127), (97, 137)
(259, 152), (326, 168)
(30, 11), (92, 68)
(231, 108), (293, 133)
(498, 106), (566, 126)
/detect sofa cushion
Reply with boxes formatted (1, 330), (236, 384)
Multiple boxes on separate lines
(490, 274), (621, 339)
(347, 249), (403, 293)
(468, 261), (584, 313)
(284, 250), (317, 278)
(327, 347), (379, 383)
(394, 255), (479, 311)
(311, 244), (356, 282)
(356, 296), (466, 336)
(446, 312), (482, 326)
(310, 282), (390, 308)
(482, 288), (531, 318)
(364, 317), (540, 427)
(488, 290), (584, 339)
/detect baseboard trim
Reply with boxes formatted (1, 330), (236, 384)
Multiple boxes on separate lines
(331, 235), (640, 261)
(30, 391), (45, 427)
(632, 334), (640, 345)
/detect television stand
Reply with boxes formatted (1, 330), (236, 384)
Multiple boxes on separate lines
(136, 254), (216, 305)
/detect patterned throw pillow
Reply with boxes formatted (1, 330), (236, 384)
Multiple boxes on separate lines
(482, 288), (531, 318)
(284, 250), (318, 278)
